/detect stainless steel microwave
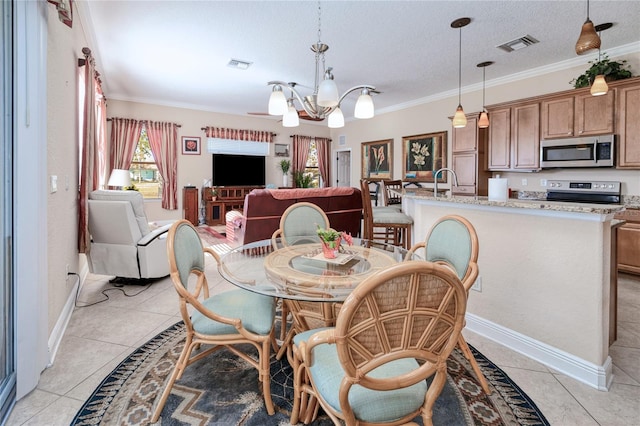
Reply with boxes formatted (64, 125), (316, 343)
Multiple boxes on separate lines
(540, 135), (615, 168)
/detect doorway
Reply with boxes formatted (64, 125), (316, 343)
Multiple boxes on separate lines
(335, 149), (351, 187)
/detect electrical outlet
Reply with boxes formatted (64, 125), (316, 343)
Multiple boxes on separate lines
(471, 276), (482, 292)
(521, 178), (528, 186)
(540, 179), (547, 187)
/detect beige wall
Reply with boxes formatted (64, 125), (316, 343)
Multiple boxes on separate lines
(105, 100), (331, 221)
(46, 4), (88, 334)
(329, 50), (640, 197)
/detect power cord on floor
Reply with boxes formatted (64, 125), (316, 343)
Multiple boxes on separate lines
(69, 272), (153, 308)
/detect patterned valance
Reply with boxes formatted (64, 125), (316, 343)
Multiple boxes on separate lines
(203, 127), (276, 143)
(48, 0), (73, 28)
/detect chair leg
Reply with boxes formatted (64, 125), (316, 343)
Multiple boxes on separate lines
(260, 338), (276, 415)
(457, 335), (491, 394)
(151, 339), (194, 423)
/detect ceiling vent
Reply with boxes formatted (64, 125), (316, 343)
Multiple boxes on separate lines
(227, 58), (252, 70)
(496, 35), (539, 52)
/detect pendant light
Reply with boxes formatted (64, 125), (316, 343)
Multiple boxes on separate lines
(477, 61), (493, 128)
(590, 22), (612, 96)
(575, 0), (601, 55)
(451, 17), (470, 128)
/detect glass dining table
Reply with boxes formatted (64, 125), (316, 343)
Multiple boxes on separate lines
(218, 237), (420, 302)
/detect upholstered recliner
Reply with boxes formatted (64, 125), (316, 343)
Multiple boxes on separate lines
(87, 190), (172, 280)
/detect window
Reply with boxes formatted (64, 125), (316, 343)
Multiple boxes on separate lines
(303, 139), (320, 188)
(129, 128), (162, 199)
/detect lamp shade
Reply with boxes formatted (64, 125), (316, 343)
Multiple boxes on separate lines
(575, 19), (601, 55)
(108, 169), (132, 188)
(590, 74), (609, 96)
(478, 111), (490, 128)
(268, 86), (287, 115)
(328, 107), (344, 128)
(317, 78), (339, 107)
(354, 91), (374, 119)
(452, 105), (467, 128)
(282, 104), (300, 127)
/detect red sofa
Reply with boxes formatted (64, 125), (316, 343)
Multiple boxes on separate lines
(241, 187), (363, 244)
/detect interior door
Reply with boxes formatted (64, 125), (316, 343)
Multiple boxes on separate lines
(336, 150), (351, 187)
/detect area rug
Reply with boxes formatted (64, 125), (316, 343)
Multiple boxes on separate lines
(196, 225), (233, 255)
(71, 321), (548, 426)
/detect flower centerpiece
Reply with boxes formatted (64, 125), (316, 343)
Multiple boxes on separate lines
(316, 226), (353, 259)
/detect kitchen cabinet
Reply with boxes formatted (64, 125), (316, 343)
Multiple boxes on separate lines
(541, 97), (574, 139)
(541, 91), (614, 139)
(451, 115), (490, 196)
(487, 102), (539, 171)
(616, 79), (640, 168)
(615, 209), (640, 275)
(574, 90), (615, 136)
(182, 186), (199, 225)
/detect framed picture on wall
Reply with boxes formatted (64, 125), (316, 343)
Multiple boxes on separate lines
(181, 136), (201, 155)
(402, 131), (447, 182)
(274, 143), (289, 157)
(361, 139), (393, 180)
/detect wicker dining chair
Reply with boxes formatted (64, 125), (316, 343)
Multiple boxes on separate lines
(151, 220), (277, 422)
(290, 260), (467, 426)
(271, 202), (338, 360)
(406, 214), (491, 395)
(360, 178), (413, 249)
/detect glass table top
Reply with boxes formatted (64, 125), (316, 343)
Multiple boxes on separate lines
(218, 238), (420, 302)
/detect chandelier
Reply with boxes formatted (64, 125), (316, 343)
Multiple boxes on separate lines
(267, 2), (376, 128)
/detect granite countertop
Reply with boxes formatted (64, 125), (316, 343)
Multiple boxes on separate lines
(401, 188), (627, 215)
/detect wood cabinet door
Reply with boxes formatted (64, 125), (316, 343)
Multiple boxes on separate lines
(487, 108), (511, 170)
(541, 97), (574, 139)
(512, 103), (540, 169)
(452, 116), (478, 153)
(574, 90), (615, 136)
(452, 152), (477, 187)
(618, 223), (640, 275)
(617, 83), (640, 168)
(183, 187), (199, 225)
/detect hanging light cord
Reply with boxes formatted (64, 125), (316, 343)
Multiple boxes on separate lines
(458, 25), (462, 105)
(482, 66), (486, 109)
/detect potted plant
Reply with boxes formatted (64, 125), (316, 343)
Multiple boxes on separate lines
(294, 171), (313, 188)
(571, 54), (633, 89)
(210, 187), (218, 201)
(316, 226), (353, 259)
(278, 159), (291, 187)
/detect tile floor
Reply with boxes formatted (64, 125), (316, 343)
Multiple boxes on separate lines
(6, 263), (640, 425)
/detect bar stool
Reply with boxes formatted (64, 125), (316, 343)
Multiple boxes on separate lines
(360, 179), (413, 249)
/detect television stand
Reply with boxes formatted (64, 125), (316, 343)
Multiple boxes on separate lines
(203, 186), (262, 226)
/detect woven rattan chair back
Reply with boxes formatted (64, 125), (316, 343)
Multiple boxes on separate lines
(295, 261), (467, 426)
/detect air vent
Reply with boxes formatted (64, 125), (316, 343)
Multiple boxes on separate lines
(227, 58), (252, 70)
(496, 35), (539, 52)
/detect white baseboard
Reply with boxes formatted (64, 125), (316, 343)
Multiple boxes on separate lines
(466, 313), (613, 391)
(46, 263), (89, 367)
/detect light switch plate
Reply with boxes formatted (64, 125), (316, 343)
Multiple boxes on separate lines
(50, 175), (58, 193)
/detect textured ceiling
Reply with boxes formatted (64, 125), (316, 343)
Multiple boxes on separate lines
(76, 1), (640, 121)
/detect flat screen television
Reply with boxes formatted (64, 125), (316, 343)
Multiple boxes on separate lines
(212, 154), (266, 187)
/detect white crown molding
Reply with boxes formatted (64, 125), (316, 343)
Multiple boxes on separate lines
(375, 41), (640, 117)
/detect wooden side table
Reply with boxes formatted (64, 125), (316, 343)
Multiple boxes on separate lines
(182, 186), (199, 226)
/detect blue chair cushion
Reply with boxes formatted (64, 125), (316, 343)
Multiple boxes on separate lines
(191, 289), (275, 336)
(295, 329), (428, 423)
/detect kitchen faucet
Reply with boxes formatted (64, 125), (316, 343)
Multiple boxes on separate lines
(433, 168), (459, 197)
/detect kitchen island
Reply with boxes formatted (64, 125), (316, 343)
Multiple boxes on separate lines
(401, 189), (625, 391)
